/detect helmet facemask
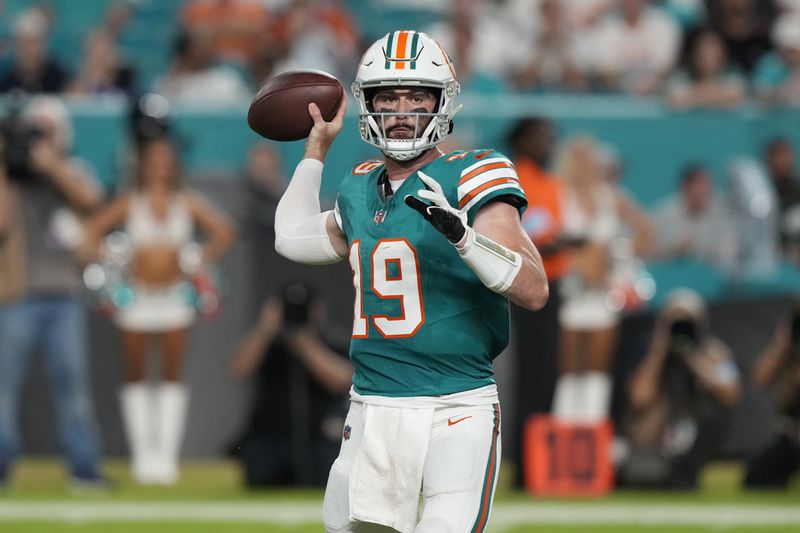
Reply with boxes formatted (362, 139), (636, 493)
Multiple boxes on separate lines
(354, 83), (456, 161)
(353, 31), (461, 161)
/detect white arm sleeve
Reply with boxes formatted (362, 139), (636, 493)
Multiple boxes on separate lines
(456, 227), (523, 293)
(274, 158), (345, 264)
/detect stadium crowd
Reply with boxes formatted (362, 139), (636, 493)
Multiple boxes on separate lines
(1, 0), (800, 497)
(0, 0), (799, 105)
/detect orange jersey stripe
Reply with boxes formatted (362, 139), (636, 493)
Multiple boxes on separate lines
(459, 178), (518, 209)
(395, 31), (409, 69)
(458, 162), (515, 186)
(472, 404), (500, 533)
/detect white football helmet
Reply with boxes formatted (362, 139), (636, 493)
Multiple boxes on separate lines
(352, 30), (461, 161)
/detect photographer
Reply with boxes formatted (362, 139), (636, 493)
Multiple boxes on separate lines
(744, 303), (800, 488)
(229, 282), (352, 487)
(0, 96), (105, 488)
(619, 289), (741, 489)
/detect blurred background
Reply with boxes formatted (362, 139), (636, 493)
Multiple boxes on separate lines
(1, 0), (800, 531)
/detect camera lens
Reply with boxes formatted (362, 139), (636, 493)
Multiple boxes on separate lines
(670, 319), (698, 354)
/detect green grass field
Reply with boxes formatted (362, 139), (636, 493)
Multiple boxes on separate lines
(1, 459), (798, 532)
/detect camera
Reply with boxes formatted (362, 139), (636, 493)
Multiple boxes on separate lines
(1, 93), (45, 183)
(669, 318), (699, 355)
(282, 283), (313, 327)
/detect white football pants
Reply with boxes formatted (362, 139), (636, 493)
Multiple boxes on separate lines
(322, 401), (501, 533)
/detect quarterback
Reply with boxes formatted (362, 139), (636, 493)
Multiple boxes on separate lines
(274, 30), (548, 533)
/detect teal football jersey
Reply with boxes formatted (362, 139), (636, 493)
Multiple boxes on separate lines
(334, 149), (527, 397)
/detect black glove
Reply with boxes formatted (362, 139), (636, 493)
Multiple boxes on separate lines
(404, 170), (467, 244)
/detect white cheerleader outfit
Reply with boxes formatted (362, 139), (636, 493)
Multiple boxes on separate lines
(559, 184), (622, 330)
(115, 193), (197, 332)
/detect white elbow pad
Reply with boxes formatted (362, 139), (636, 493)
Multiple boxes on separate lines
(274, 159), (345, 265)
(274, 210), (342, 264)
(456, 227), (522, 293)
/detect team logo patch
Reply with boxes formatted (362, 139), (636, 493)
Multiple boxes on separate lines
(343, 424), (351, 441)
(373, 210), (386, 224)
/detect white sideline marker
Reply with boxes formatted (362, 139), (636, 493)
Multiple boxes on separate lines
(1, 502), (800, 527)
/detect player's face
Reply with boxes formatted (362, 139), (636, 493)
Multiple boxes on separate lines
(682, 172), (712, 212)
(371, 88), (438, 139)
(139, 139), (178, 189)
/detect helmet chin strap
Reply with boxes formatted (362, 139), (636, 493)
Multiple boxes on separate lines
(375, 111), (443, 161)
(382, 147), (426, 161)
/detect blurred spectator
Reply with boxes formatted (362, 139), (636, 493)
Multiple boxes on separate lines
(662, 0), (706, 28)
(81, 134), (236, 485)
(241, 142), (291, 300)
(728, 157), (780, 278)
(181, 0), (272, 66)
(744, 302), (800, 488)
(244, 142), (288, 221)
(511, 0), (588, 92)
(101, 1), (133, 39)
(154, 28), (251, 105)
(66, 29), (136, 98)
(506, 117), (569, 486)
(423, 0), (512, 93)
(777, 0), (800, 12)
(706, 0), (775, 75)
(552, 135), (652, 425)
(505, 0), (614, 36)
(0, 8), (68, 94)
(666, 28), (746, 109)
(588, 0), (681, 95)
(0, 96), (105, 489)
(753, 12), (800, 106)
(651, 164), (737, 268)
(229, 282), (351, 487)
(764, 138), (800, 260)
(270, 0), (360, 85)
(619, 289), (741, 489)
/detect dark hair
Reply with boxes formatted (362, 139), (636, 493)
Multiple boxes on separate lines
(683, 27), (727, 80)
(505, 116), (553, 156)
(135, 134), (183, 190)
(764, 137), (793, 159)
(679, 163), (709, 186)
(173, 29), (190, 60)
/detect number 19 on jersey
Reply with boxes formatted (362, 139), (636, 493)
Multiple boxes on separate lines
(349, 239), (425, 338)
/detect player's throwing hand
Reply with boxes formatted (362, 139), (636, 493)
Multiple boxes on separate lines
(306, 93), (348, 162)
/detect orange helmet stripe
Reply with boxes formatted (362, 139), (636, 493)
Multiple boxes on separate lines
(395, 30), (409, 69)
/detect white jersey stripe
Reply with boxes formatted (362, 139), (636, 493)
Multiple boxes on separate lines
(460, 156), (513, 177)
(462, 182), (523, 214)
(458, 168), (520, 201)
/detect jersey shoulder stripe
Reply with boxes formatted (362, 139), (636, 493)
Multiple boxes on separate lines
(458, 160), (516, 186)
(456, 155), (521, 209)
(459, 178), (523, 210)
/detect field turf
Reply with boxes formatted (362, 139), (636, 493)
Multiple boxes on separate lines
(1, 459), (797, 532)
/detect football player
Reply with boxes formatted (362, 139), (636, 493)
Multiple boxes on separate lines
(274, 30), (548, 533)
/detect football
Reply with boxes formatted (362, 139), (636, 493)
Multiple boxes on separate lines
(247, 70), (344, 142)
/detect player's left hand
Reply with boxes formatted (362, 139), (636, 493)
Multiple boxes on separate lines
(404, 171), (467, 244)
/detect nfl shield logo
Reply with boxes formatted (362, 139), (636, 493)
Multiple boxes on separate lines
(343, 424), (351, 441)
(373, 210), (386, 224)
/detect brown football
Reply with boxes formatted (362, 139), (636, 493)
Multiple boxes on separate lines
(247, 70), (344, 141)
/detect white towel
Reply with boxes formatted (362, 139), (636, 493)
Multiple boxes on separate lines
(349, 403), (434, 533)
